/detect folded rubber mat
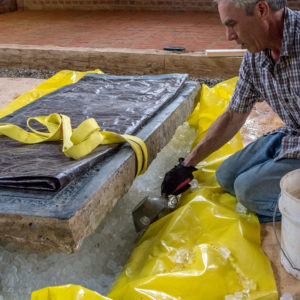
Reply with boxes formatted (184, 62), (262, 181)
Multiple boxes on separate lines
(0, 73), (188, 191)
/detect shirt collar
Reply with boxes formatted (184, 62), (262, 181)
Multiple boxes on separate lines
(281, 7), (295, 58)
(260, 7), (295, 67)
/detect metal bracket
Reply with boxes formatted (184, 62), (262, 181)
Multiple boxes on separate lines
(132, 195), (179, 233)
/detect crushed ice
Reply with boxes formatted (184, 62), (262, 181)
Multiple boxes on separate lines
(0, 122), (196, 300)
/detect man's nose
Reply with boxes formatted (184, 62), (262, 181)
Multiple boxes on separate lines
(226, 27), (238, 41)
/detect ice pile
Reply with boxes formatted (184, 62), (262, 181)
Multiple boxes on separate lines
(0, 122), (196, 300)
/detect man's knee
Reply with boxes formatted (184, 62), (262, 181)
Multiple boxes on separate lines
(216, 162), (235, 195)
(234, 175), (255, 209)
(233, 173), (279, 217)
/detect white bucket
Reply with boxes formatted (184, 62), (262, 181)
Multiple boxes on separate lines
(279, 169), (300, 280)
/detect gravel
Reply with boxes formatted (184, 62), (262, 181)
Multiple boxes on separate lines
(0, 68), (224, 87)
(190, 77), (224, 87)
(0, 68), (56, 79)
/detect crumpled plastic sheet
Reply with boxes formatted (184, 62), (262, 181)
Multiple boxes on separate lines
(32, 77), (278, 299)
(31, 284), (110, 300)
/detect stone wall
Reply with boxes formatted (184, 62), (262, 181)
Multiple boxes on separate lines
(18, 0), (300, 11)
(0, 0), (17, 13)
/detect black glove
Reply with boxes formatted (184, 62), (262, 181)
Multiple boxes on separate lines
(161, 158), (197, 196)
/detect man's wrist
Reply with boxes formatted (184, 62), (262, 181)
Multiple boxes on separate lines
(183, 155), (196, 167)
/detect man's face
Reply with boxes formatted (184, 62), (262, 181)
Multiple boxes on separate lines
(218, 0), (266, 53)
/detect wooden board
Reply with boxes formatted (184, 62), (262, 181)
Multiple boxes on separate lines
(0, 44), (243, 79)
(205, 49), (246, 57)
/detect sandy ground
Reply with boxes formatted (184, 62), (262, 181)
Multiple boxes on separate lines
(0, 78), (44, 109)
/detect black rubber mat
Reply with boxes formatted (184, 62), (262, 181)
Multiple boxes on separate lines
(0, 73), (188, 191)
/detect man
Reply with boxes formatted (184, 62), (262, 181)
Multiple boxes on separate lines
(161, 0), (300, 222)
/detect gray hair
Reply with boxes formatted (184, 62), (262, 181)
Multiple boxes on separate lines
(214, 0), (286, 15)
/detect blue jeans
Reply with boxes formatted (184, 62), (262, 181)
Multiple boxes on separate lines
(216, 132), (300, 222)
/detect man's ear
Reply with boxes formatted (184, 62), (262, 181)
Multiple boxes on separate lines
(255, 0), (269, 20)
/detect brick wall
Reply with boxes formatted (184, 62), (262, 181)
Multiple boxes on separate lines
(20, 0), (217, 11)
(0, 0), (17, 13)
(20, 0), (300, 11)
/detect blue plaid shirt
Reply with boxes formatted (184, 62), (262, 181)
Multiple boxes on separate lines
(230, 7), (300, 160)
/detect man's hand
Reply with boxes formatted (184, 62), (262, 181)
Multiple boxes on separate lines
(161, 158), (197, 196)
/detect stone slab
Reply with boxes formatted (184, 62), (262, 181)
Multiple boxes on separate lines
(0, 80), (200, 253)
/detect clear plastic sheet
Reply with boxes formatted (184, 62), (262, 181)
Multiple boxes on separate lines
(32, 77), (278, 299)
(0, 69), (104, 120)
(0, 73), (187, 191)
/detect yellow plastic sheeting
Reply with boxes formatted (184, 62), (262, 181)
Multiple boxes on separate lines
(0, 69), (103, 119)
(107, 78), (278, 299)
(31, 78), (278, 299)
(31, 285), (110, 300)
(188, 77), (243, 187)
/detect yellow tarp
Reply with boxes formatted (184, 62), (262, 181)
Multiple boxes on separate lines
(30, 77), (277, 299)
(31, 285), (110, 300)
